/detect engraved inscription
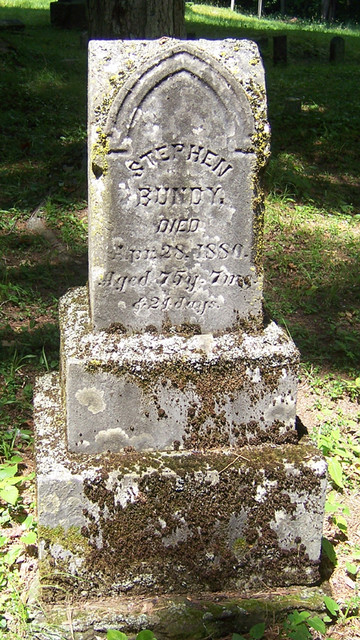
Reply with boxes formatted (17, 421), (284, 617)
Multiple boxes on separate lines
(136, 186), (224, 207)
(133, 296), (219, 316)
(111, 241), (245, 263)
(99, 270), (151, 293)
(99, 268), (252, 295)
(156, 218), (200, 234)
(126, 143), (233, 179)
(105, 137), (249, 320)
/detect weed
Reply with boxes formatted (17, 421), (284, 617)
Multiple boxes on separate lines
(282, 610), (327, 639)
(232, 622), (265, 639)
(107, 631), (157, 640)
(314, 425), (360, 489)
(324, 593), (360, 626)
(0, 455), (36, 635)
(325, 490), (350, 534)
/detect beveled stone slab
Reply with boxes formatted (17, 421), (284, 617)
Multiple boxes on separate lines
(88, 39), (270, 332)
(35, 372), (326, 600)
(60, 287), (299, 454)
(35, 587), (329, 639)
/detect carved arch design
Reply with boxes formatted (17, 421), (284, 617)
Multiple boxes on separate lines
(105, 43), (255, 152)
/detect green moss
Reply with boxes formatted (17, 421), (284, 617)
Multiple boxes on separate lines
(36, 442), (325, 604)
(91, 131), (110, 178)
(38, 524), (91, 555)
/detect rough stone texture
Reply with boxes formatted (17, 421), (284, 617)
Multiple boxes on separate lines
(88, 39), (270, 332)
(35, 373), (326, 599)
(34, 587), (328, 640)
(61, 287), (299, 454)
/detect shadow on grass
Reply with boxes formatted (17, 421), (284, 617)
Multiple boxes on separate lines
(264, 223), (360, 370)
(0, 6), (87, 211)
(265, 64), (360, 213)
(0, 242), (87, 367)
(187, 6), (360, 214)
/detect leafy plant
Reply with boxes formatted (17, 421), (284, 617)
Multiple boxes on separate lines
(316, 426), (360, 489)
(232, 622), (266, 639)
(282, 610), (326, 640)
(0, 511), (36, 634)
(0, 457), (28, 507)
(322, 536), (337, 565)
(107, 630), (157, 640)
(325, 490), (350, 534)
(323, 593), (360, 625)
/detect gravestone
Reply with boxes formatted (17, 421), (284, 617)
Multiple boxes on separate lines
(330, 36), (345, 63)
(50, 0), (87, 29)
(273, 35), (287, 64)
(35, 39), (326, 607)
(89, 42), (263, 333)
(0, 19), (25, 31)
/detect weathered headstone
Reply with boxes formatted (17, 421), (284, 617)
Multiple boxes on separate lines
(63, 40), (298, 454)
(89, 41), (264, 333)
(35, 39), (326, 608)
(330, 36), (345, 63)
(0, 19), (25, 31)
(273, 35), (287, 64)
(285, 97), (302, 115)
(50, 0), (87, 30)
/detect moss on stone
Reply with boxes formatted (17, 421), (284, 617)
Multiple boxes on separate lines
(38, 524), (91, 555)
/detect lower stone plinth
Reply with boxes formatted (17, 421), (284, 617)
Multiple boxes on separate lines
(35, 373), (326, 601)
(32, 587), (329, 640)
(60, 287), (300, 454)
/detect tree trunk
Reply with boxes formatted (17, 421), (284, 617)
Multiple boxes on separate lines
(321, 0), (336, 21)
(87, 0), (185, 40)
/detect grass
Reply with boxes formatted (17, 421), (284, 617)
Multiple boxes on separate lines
(0, 1), (359, 638)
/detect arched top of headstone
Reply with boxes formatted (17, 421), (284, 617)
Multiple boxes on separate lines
(105, 42), (255, 155)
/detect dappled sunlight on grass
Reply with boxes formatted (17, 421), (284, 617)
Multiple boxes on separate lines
(264, 198), (360, 367)
(186, 3), (360, 36)
(23, 68), (66, 92)
(0, 0), (50, 9)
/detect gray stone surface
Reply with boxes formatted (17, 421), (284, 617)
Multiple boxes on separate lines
(35, 372), (327, 597)
(61, 287), (299, 454)
(88, 39), (270, 332)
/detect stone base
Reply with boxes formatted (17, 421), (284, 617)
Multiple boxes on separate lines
(35, 373), (326, 601)
(60, 287), (300, 454)
(33, 587), (328, 640)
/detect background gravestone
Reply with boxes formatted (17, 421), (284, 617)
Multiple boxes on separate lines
(330, 36), (345, 63)
(50, 0), (87, 29)
(273, 34), (287, 64)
